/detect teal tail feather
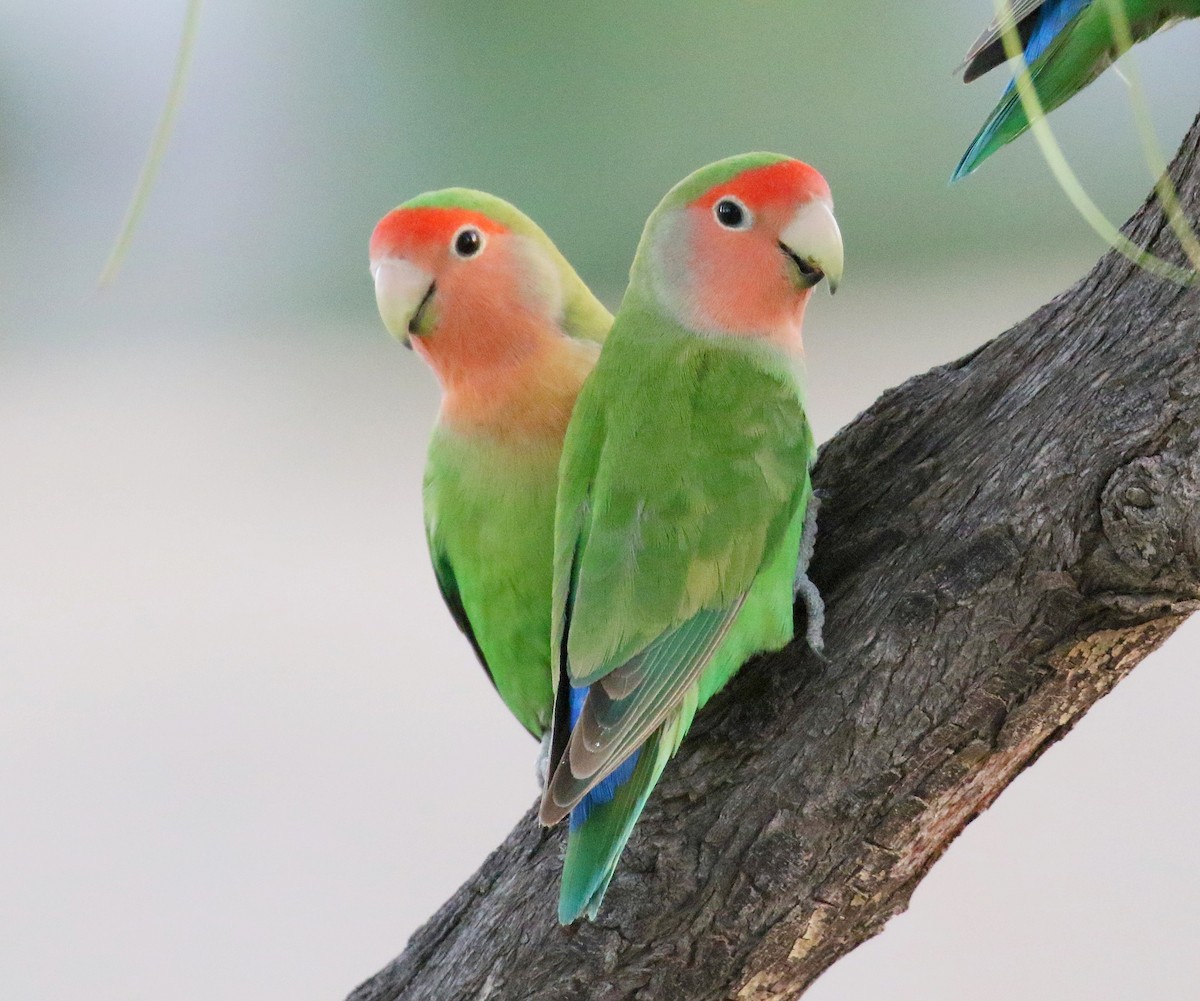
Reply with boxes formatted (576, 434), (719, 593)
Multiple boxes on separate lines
(953, 87), (1031, 181)
(558, 732), (668, 924)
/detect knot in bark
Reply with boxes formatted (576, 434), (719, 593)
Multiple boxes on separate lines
(1099, 454), (1200, 584)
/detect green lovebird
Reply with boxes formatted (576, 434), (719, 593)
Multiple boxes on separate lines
(953, 0), (1200, 179)
(369, 190), (611, 742)
(538, 154), (844, 924)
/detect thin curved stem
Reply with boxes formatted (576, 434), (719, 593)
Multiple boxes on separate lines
(98, 0), (202, 288)
(992, 0), (1195, 285)
(1100, 0), (1200, 273)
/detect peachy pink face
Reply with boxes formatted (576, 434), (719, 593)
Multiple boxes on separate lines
(370, 205), (506, 341)
(369, 206), (563, 380)
(661, 160), (842, 343)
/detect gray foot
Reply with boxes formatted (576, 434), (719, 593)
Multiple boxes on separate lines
(794, 491), (826, 654)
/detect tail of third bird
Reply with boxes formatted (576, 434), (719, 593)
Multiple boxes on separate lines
(953, 83), (1034, 181)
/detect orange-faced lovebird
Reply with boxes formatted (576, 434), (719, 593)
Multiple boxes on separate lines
(370, 190), (611, 749)
(539, 154), (843, 923)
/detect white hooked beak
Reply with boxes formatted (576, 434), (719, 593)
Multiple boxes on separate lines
(779, 199), (844, 294)
(371, 258), (436, 344)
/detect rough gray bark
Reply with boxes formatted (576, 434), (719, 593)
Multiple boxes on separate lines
(350, 114), (1200, 1001)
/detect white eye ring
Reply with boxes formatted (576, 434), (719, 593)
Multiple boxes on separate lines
(451, 225), (487, 259)
(713, 196), (753, 231)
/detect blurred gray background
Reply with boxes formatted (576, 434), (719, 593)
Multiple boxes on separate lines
(2, 2), (1198, 998)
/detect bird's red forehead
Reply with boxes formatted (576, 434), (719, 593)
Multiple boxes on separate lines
(691, 159), (830, 211)
(369, 206), (507, 259)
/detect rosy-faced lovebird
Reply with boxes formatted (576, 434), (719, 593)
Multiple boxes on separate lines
(953, 0), (1200, 179)
(538, 154), (843, 924)
(369, 190), (611, 741)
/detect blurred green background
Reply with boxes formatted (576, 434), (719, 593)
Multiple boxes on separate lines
(3, 3), (1199, 1001)
(4, 1), (1200, 334)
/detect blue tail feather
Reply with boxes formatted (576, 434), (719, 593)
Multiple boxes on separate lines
(953, 0), (1091, 181)
(566, 684), (641, 831)
(996, 0), (1090, 103)
(1022, 0), (1091, 70)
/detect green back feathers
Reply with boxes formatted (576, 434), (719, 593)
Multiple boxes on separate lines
(558, 320), (809, 680)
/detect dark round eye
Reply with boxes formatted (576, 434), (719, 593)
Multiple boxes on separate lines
(714, 198), (749, 229)
(453, 227), (483, 258)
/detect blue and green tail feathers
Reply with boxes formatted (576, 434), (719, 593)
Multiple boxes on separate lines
(559, 731), (667, 924)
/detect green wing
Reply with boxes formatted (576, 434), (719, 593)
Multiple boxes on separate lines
(566, 326), (810, 678)
(541, 318), (812, 823)
(427, 537), (497, 694)
(543, 602), (744, 822)
(424, 430), (562, 739)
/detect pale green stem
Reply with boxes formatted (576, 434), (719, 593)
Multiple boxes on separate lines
(991, 0), (1195, 285)
(1100, 0), (1200, 273)
(98, 0), (203, 288)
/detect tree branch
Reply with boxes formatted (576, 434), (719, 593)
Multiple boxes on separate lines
(349, 112), (1200, 1001)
